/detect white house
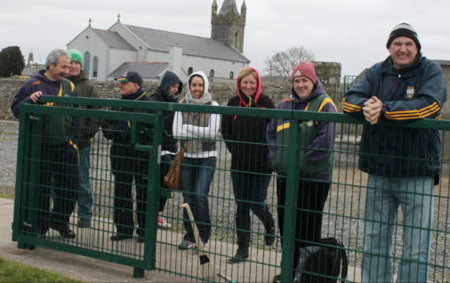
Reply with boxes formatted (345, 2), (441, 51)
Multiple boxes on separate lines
(67, 0), (250, 82)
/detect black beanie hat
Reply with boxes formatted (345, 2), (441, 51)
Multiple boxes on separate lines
(386, 23), (421, 51)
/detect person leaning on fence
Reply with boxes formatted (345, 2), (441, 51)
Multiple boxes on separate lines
(11, 48), (79, 239)
(267, 62), (337, 282)
(101, 71), (152, 243)
(221, 67), (276, 264)
(148, 70), (183, 229)
(67, 49), (101, 228)
(342, 23), (447, 283)
(172, 71), (221, 250)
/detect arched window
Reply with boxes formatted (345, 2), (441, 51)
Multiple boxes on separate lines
(229, 71), (234, 79)
(209, 69), (215, 78)
(188, 67), (193, 75)
(83, 51), (91, 74)
(93, 56), (98, 78)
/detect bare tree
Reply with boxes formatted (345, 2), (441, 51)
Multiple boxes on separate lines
(263, 46), (315, 80)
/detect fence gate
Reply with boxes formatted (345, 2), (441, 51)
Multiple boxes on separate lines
(11, 98), (163, 278)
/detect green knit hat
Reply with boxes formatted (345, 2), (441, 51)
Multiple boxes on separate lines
(68, 49), (84, 67)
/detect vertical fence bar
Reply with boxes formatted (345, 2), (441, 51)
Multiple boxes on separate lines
(280, 119), (301, 283)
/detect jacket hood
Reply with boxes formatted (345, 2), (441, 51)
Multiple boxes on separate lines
(188, 71), (209, 94)
(236, 67), (263, 106)
(382, 53), (423, 75)
(160, 71), (183, 94)
(32, 69), (65, 86)
(185, 71), (212, 104)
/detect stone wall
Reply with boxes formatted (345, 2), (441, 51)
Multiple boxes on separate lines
(0, 62), (342, 120)
(3, 60), (449, 120)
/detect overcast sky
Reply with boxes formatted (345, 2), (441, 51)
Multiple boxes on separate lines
(2, 0), (450, 77)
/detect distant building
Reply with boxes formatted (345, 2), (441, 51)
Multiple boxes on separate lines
(20, 52), (45, 78)
(67, 0), (249, 82)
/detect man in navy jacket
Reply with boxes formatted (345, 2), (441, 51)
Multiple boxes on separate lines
(343, 23), (446, 283)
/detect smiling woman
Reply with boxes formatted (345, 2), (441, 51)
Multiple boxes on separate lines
(172, 70), (221, 250)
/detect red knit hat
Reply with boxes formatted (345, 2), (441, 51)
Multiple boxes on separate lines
(291, 62), (318, 85)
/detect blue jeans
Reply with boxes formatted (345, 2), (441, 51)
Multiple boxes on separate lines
(180, 157), (216, 244)
(362, 175), (434, 283)
(77, 146), (93, 220)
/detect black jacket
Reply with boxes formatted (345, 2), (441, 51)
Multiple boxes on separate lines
(148, 71), (182, 154)
(221, 94), (274, 172)
(102, 89), (152, 174)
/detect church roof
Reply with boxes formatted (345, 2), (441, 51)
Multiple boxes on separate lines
(109, 62), (169, 80)
(92, 29), (136, 51)
(125, 24), (249, 63)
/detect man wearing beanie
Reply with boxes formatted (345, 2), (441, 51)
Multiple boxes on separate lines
(148, 71), (183, 229)
(343, 23), (446, 282)
(67, 49), (100, 228)
(267, 62), (337, 282)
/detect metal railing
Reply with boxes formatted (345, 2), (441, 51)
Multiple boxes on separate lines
(9, 96), (450, 282)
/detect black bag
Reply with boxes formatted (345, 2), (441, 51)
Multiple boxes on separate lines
(294, 238), (348, 283)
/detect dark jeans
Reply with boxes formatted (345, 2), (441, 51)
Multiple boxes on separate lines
(276, 177), (330, 270)
(180, 157), (216, 244)
(231, 170), (274, 249)
(112, 158), (148, 236)
(38, 142), (78, 232)
(159, 154), (174, 212)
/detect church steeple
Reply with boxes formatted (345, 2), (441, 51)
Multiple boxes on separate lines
(211, 0), (246, 53)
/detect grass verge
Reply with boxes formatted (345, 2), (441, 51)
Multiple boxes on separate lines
(0, 256), (82, 283)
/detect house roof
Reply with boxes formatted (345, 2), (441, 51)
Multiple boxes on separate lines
(21, 64), (45, 77)
(125, 24), (249, 63)
(109, 62), (168, 80)
(92, 29), (136, 51)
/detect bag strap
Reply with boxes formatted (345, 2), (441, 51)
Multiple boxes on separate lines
(305, 93), (329, 112)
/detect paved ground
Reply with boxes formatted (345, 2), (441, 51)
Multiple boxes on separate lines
(0, 198), (189, 283)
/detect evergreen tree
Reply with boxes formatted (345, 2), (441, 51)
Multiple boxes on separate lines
(0, 46), (25, 77)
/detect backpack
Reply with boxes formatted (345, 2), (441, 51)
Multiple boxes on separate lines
(294, 237), (348, 283)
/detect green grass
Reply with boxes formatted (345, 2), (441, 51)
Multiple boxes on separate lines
(0, 193), (14, 199)
(0, 256), (82, 282)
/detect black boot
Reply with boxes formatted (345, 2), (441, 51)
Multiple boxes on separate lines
(228, 247), (249, 264)
(229, 219), (250, 264)
(262, 208), (276, 246)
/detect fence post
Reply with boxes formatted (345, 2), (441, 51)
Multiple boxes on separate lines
(280, 120), (301, 282)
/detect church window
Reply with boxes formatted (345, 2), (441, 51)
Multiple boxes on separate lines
(93, 56), (98, 78)
(229, 71), (234, 79)
(84, 51), (91, 74)
(209, 69), (215, 78)
(188, 67), (193, 75)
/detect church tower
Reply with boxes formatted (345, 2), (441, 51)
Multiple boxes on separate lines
(211, 0), (246, 53)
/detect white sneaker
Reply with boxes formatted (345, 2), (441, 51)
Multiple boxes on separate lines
(157, 212), (172, 229)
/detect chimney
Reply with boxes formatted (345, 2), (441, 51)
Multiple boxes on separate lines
(169, 44), (183, 76)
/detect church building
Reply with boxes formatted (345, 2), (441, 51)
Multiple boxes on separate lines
(67, 0), (249, 82)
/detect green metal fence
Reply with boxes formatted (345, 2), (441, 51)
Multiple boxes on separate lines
(9, 96), (450, 282)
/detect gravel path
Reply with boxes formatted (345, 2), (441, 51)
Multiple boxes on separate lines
(1, 119), (449, 282)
